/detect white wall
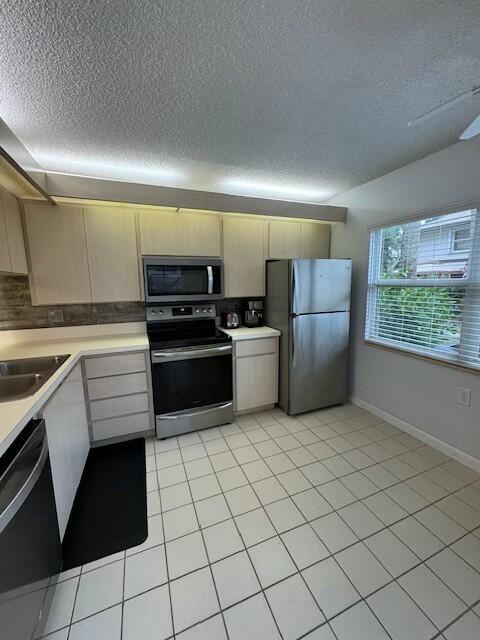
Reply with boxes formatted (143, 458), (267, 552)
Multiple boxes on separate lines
(327, 136), (480, 462)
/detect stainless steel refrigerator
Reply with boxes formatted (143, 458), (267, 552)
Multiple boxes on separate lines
(265, 259), (352, 415)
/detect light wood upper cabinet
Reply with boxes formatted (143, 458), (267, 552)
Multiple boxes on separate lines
(84, 206), (140, 302)
(0, 189), (28, 274)
(268, 221), (302, 258)
(139, 207), (221, 256)
(300, 223), (330, 258)
(0, 198), (9, 272)
(223, 217), (267, 297)
(24, 203), (91, 304)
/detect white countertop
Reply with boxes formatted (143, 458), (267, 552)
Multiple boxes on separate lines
(0, 322), (280, 456)
(0, 331), (149, 457)
(219, 325), (280, 340)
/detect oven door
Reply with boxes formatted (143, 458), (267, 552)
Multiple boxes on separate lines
(151, 344), (233, 437)
(143, 257), (223, 303)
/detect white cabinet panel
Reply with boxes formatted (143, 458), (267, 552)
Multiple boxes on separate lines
(235, 337), (277, 357)
(84, 206), (140, 302)
(24, 203), (91, 304)
(84, 352), (146, 379)
(300, 223), (330, 258)
(0, 197), (10, 272)
(268, 221), (301, 258)
(42, 364), (89, 539)
(91, 412), (151, 441)
(235, 353), (278, 412)
(87, 371), (147, 400)
(0, 189), (28, 274)
(139, 208), (221, 256)
(89, 392), (149, 421)
(223, 217), (267, 297)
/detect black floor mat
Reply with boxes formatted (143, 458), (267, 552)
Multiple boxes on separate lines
(62, 438), (147, 570)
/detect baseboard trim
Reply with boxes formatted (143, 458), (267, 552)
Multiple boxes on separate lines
(350, 395), (480, 474)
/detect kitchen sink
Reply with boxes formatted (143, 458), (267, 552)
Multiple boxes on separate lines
(0, 355), (70, 401)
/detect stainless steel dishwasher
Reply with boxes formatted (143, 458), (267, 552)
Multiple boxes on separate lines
(0, 419), (62, 640)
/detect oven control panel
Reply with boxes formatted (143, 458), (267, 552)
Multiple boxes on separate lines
(146, 304), (216, 322)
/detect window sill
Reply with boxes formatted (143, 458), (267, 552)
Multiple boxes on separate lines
(364, 338), (480, 374)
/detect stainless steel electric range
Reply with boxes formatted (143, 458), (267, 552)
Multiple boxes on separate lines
(146, 304), (233, 439)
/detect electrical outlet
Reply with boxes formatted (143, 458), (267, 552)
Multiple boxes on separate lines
(456, 387), (471, 407)
(47, 309), (64, 324)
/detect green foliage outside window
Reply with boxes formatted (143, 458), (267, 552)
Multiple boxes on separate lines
(376, 286), (463, 348)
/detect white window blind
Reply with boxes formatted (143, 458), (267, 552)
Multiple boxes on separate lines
(365, 208), (480, 369)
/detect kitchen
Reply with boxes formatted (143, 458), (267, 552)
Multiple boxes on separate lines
(2, 3), (480, 640)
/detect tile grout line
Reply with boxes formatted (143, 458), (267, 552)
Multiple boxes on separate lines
(176, 445), (232, 640)
(41, 405), (480, 639)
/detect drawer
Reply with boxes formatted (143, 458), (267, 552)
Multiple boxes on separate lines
(91, 412), (152, 441)
(84, 352), (146, 379)
(235, 337), (277, 357)
(87, 372), (148, 400)
(89, 392), (149, 421)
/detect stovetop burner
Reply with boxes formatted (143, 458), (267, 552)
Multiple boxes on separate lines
(146, 304), (231, 350)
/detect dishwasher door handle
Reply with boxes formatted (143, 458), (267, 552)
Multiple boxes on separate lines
(0, 424), (48, 534)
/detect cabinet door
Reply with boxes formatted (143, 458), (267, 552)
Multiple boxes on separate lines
(223, 217), (267, 297)
(84, 206), (140, 302)
(43, 365), (90, 539)
(1, 190), (28, 274)
(139, 208), (221, 256)
(177, 209), (222, 256)
(0, 196), (10, 272)
(24, 203), (91, 304)
(268, 221), (301, 258)
(300, 223), (330, 258)
(235, 353), (278, 411)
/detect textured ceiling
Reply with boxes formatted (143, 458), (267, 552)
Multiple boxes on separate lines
(0, 1), (479, 202)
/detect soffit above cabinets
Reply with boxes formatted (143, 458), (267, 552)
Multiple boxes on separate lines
(0, 148), (53, 203)
(45, 174), (347, 223)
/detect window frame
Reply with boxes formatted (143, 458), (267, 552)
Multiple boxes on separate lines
(365, 209), (480, 372)
(451, 226), (471, 253)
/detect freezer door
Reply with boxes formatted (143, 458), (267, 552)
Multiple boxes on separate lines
(291, 259), (352, 315)
(288, 312), (349, 414)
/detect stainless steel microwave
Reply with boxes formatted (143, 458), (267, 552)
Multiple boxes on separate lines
(143, 257), (224, 303)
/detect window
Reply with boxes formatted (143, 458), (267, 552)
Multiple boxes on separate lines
(452, 226), (471, 252)
(365, 208), (480, 369)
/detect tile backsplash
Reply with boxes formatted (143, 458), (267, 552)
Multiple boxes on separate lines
(0, 274), (262, 330)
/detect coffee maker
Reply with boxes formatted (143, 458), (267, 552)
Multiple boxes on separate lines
(243, 300), (264, 327)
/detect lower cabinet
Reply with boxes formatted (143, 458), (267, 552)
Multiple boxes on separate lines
(234, 337), (279, 413)
(83, 351), (154, 442)
(42, 364), (90, 539)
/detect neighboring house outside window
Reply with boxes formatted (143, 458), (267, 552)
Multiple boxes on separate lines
(365, 208), (480, 369)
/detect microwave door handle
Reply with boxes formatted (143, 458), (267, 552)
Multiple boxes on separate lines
(207, 265), (213, 294)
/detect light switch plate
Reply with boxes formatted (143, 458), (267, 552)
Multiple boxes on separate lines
(456, 387), (471, 406)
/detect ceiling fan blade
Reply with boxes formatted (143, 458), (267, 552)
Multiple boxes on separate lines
(408, 86), (480, 127)
(460, 113), (480, 140)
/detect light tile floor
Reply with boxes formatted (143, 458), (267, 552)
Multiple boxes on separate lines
(39, 403), (480, 639)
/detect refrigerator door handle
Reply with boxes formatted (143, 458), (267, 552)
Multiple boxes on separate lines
(292, 318), (296, 368)
(291, 261), (297, 314)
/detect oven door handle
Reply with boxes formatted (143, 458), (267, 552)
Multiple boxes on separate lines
(151, 344), (232, 362)
(158, 402), (233, 420)
(0, 423), (48, 534)
(207, 265), (213, 294)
